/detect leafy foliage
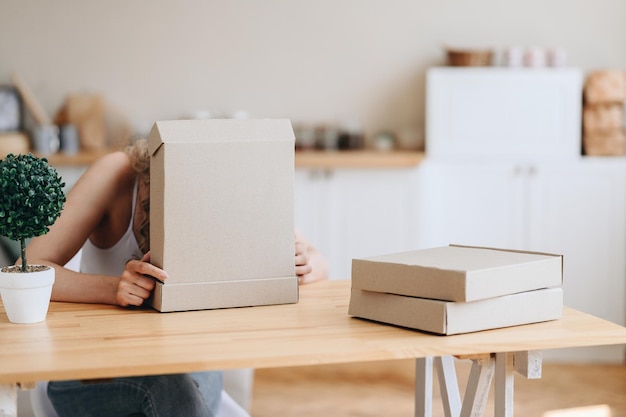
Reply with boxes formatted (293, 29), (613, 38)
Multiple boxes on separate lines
(0, 153), (66, 271)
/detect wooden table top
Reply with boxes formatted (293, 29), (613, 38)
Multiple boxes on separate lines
(1, 280), (625, 385)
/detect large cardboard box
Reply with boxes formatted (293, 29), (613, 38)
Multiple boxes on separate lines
(148, 119), (298, 312)
(351, 245), (562, 302)
(348, 287), (563, 335)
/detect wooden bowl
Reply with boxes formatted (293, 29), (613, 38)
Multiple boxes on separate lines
(446, 48), (493, 67)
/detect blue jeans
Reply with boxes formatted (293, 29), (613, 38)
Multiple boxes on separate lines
(47, 371), (223, 417)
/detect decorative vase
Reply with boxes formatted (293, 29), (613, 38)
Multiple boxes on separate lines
(0, 266), (55, 324)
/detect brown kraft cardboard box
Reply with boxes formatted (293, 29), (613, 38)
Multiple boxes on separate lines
(148, 119), (298, 312)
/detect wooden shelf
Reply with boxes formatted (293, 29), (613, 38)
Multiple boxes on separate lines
(38, 149), (426, 169)
(37, 149), (115, 167)
(294, 150), (425, 169)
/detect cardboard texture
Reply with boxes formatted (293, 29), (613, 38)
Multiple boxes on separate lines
(351, 245), (562, 302)
(148, 119), (298, 312)
(348, 287), (563, 335)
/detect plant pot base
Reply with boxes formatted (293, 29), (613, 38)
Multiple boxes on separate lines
(0, 266), (54, 324)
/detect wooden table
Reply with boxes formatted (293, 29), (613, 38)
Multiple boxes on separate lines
(1, 280), (625, 417)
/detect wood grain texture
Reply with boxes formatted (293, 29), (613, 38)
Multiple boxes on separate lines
(0, 280), (624, 384)
(294, 150), (425, 169)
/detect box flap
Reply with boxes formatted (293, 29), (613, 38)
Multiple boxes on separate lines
(148, 119), (295, 156)
(148, 123), (164, 156)
(149, 276), (298, 312)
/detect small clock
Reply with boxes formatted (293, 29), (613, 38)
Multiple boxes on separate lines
(0, 86), (22, 132)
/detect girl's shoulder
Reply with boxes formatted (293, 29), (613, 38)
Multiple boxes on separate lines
(92, 150), (132, 170)
(88, 151), (134, 180)
(73, 151), (135, 198)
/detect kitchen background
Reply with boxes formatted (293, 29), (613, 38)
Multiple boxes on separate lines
(1, 0), (626, 365)
(1, 0), (625, 147)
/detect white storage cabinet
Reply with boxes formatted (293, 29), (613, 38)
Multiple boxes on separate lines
(426, 67), (583, 160)
(422, 68), (626, 363)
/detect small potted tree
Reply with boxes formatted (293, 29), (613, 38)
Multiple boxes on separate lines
(0, 153), (65, 323)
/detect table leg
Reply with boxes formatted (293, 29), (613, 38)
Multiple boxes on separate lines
(435, 356), (461, 417)
(460, 355), (495, 417)
(495, 352), (514, 417)
(0, 383), (17, 417)
(513, 351), (542, 379)
(415, 357), (434, 417)
(415, 356), (462, 417)
(415, 352), (542, 417)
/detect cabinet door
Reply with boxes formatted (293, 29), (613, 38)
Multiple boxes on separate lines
(528, 160), (626, 362)
(295, 168), (420, 280)
(294, 169), (332, 257)
(426, 68), (583, 160)
(417, 160), (525, 249)
(325, 169), (420, 279)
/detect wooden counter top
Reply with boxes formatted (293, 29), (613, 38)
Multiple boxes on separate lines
(37, 149), (116, 166)
(40, 149), (426, 169)
(295, 150), (425, 169)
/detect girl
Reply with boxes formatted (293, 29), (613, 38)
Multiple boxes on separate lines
(24, 138), (328, 417)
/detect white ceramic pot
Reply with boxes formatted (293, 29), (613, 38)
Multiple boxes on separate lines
(0, 266), (55, 324)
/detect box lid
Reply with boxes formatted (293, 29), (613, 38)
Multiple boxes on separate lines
(148, 118), (295, 156)
(351, 244), (563, 302)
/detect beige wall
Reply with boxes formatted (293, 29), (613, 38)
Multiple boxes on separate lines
(1, 0), (625, 149)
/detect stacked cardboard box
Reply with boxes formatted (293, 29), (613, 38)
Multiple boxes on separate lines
(348, 245), (563, 335)
(582, 70), (626, 156)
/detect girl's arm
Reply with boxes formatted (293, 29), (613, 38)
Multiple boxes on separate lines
(23, 152), (149, 305)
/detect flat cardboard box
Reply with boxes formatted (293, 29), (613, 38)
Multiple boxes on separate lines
(348, 287), (563, 335)
(148, 119), (298, 312)
(352, 245), (562, 302)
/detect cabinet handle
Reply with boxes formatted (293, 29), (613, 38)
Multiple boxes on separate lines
(528, 165), (537, 176)
(308, 169), (334, 180)
(309, 170), (321, 180)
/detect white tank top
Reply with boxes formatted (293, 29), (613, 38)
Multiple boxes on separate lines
(79, 181), (145, 276)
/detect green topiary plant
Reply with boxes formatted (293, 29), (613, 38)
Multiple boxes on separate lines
(0, 153), (66, 272)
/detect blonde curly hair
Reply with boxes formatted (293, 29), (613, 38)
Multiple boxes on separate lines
(125, 138), (150, 253)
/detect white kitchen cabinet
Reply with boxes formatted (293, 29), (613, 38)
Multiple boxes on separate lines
(295, 167), (420, 280)
(417, 160), (526, 249)
(418, 158), (626, 362)
(426, 67), (583, 160)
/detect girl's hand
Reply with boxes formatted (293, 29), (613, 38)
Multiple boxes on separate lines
(116, 252), (169, 307)
(295, 231), (328, 284)
(295, 238), (313, 283)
